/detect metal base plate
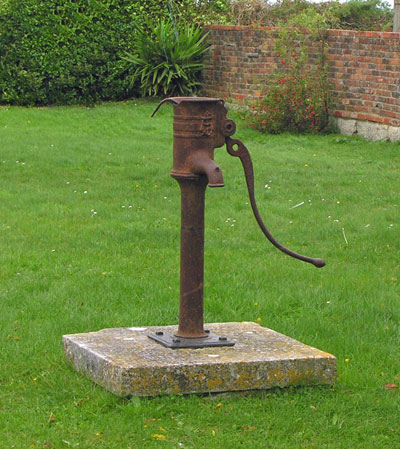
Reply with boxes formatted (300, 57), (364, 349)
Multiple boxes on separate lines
(148, 330), (235, 349)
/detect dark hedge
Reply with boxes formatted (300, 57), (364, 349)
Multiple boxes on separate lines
(0, 0), (169, 105)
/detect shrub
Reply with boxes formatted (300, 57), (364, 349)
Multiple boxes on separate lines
(229, 0), (393, 31)
(245, 10), (331, 134)
(166, 0), (231, 25)
(335, 0), (393, 31)
(0, 0), (151, 105)
(248, 73), (330, 134)
(0, 0), (228, 106)
(123, 20), (209, 97)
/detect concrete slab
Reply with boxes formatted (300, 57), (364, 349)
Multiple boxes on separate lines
(63, 322), (336, 397)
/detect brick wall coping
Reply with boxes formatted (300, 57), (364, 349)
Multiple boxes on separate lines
(204, 24), (400, 39)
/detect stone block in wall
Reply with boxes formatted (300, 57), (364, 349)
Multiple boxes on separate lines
(337, 119), (357, 135)
(356, 121), (389, 140)
(388, 125), (400, 141)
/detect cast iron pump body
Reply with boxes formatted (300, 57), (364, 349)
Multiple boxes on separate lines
(149, 97), (325, 349)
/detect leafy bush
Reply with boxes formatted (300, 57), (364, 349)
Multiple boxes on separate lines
(248, 73), (330, 134)
(0, 0), (228, 106)
(335, 0), (393, 31)
(229, 0), (393, 31)
(0, 0), (150, 105)
(124, 20), (209, 97)
(245, 10), (331, 134)
(166, 0), (231, 25)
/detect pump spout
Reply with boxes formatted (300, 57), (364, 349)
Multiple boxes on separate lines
(190, 151), (224, 187)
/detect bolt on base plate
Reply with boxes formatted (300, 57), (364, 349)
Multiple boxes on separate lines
(148, 329), (235, 349)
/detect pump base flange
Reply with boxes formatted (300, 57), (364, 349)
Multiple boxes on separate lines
(148, 330), (235, 349)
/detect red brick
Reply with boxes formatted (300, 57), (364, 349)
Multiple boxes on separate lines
(203, 26), (400, 128)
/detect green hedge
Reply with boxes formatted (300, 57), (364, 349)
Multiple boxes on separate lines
(0, 0), (170, 105)
(0, 0), (231, 106)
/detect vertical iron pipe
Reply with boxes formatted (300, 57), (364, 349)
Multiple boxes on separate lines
(174, 176), (208, 338)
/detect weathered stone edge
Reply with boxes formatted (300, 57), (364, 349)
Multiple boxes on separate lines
(63, 335), (337, 397)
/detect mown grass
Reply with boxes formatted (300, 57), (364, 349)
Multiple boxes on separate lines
(0, 100), (399, 449)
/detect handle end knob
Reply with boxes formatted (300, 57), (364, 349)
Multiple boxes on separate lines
(312, 258), (326, 268)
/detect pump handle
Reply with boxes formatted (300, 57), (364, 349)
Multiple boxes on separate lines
(225, 137), (325, 268)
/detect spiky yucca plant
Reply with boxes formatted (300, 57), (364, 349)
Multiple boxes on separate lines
(124, 21), (209, 97)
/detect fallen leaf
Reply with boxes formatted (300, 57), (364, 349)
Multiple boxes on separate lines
(7, 335), (20, 340)
(384, 383), (398, 390)
(145, 418), (157, 424)
(215, 402), (223, 410)
(241, 425), (256, 431)
(152, 434), (166, 440)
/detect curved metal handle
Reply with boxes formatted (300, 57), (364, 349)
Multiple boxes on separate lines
(226, 137), (325, 268)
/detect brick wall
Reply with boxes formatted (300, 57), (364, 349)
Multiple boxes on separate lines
(203, 25), (400, 129)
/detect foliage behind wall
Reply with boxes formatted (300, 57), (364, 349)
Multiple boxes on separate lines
(229, 0), (394, 31)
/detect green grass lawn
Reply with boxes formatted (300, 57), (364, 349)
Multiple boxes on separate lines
(0, 100), (399, 449)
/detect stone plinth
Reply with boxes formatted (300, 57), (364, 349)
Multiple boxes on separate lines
(63, 322), (336, 397)
(335, 117), (400, 142)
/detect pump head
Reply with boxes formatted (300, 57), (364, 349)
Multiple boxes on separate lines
(152, 97), (235, 187)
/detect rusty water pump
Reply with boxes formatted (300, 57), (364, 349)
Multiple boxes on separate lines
(148, 97), (325, 349)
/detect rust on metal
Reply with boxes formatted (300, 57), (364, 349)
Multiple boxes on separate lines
(149, 97), (325, 348)
(175, 176), (208, 338)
